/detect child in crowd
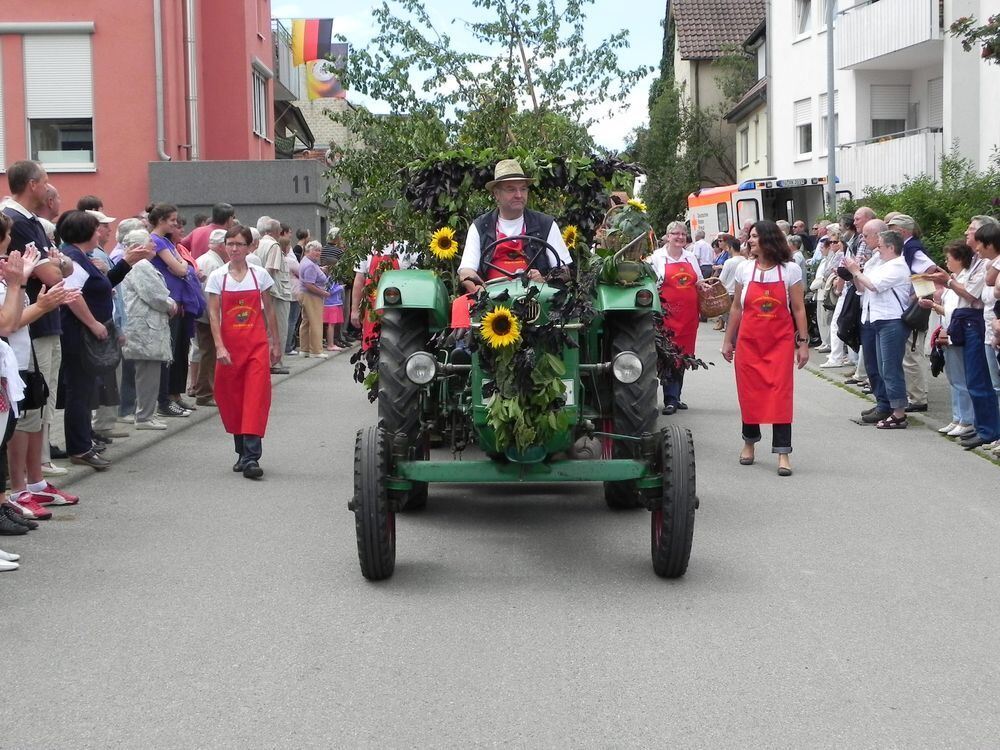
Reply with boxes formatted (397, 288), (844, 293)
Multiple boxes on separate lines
(323, 280), (345, 352)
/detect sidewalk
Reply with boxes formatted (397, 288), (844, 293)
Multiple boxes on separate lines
(46, 346), (354, 489)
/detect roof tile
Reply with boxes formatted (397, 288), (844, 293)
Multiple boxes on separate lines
(673, 0), (766, 60)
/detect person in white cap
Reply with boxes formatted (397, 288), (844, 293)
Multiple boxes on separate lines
(191, 228), (229, 406)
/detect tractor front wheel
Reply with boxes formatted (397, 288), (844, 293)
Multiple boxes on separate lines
(353, 426), (396, 581)
(651, 423), (697, 578)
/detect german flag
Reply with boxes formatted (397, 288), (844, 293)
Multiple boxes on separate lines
(291, 19), (335, 66)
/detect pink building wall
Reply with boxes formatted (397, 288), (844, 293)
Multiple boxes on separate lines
(0, 0), (273, 221)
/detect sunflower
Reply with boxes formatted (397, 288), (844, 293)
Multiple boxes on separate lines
(626, 198), (647, 212)
(480, 306), (521, 349)
(562, 224), (579, 248)
(429, 226), (458, 260)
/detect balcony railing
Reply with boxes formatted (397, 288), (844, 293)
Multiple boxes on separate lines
(835, 0), (943, 69)
(838, 127), (944, 191)
(272, 19), (302, 100)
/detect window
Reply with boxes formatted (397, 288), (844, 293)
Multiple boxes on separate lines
(796, 0), (812, 35)
(252, 69), (268, 138)
(927, 78), (943, 128)
(739, 128), (750, 168)
(871, 84), (909, 138)
(717, 202), (731, 234)
(794, 98), (812, 156)
(24, 35), (94, 169)
(819, 91), (839, 152)
(737, 199), (760, 228)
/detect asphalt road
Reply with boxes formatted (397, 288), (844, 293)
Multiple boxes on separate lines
(3, 327), (998, 748)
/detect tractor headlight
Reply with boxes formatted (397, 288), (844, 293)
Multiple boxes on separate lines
(635, 289), (654, 307)
(612, 352), (643, 384)
(404, 352), (437, 384)
(384, 287), (402, 305)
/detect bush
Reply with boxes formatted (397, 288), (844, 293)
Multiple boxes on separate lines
(841, 152), (1000, 264)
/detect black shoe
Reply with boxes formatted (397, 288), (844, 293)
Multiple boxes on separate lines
(960, 435), (987, 450)
(91, 441), (108, 454)
(157, 402), (189, 418)
(2, 503), (38, 529)
(93, 434), (112, 446)
(242, 461), (263, 480)
(861, 410), (891, 424)
(862, 406), (878, 416)
(676, 402), (689, 410)
(233, 459), (247, 473)
(661, 404), (677, 415)
(50, 445), (67, 459)
(0, 505), (33, 533)
(270, 366), (290, 375)
(905, 402), (928, 413)
(70, 450), (111, 470)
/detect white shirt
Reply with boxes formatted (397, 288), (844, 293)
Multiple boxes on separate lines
(691, 239), (714, 266)
(205, 264), (275, 296)
(650, 248), (704, 287)
(858, 254), (911, 323)
(64, 261), (90, 291)
(955, 256), (987, 310)
(982, 257), (1000, 346)
(718, 256), (749, 295)
(0, 283), (30, 369)
(458, 216), (571, 273)
(354, 243), (420, 274)
(909, 249), (936, 274)
(734, 261), (803, 307)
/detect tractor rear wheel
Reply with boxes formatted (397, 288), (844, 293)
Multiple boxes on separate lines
(651, 423), (697, 578)
(353, 426), (396, 580)
(603, 312), (658, 510)
(378, 309), (429, 510)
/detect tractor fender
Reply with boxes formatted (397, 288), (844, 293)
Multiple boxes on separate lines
(376, 270), (451, 330)
(595, 279), (662, 313)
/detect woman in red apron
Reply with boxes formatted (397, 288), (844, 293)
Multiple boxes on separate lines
(721, 220), (810, 476)
(206, 226), (282, 479)
(657, 221), (705, 414)
(360, 252), (399, 350)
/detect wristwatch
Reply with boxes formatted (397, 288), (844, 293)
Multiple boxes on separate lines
(795, 332), (809, 345)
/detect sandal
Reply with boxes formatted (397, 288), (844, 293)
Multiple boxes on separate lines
(876, 414), (908, 430)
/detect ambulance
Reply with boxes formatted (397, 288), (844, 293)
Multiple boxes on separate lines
(686, 177), (848, 238)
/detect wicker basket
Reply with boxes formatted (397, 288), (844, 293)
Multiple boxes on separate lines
(698, 278), (731, 318)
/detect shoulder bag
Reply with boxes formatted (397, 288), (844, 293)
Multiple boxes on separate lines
(19, 339), (49, 411)
(82, 319), (122, 373)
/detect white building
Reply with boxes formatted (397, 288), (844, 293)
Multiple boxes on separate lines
(768, 0), (1000, 204)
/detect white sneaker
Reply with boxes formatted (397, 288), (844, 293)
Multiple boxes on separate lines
(41, 462), (68, 477)
(136, 419), (168, 431)
(301, 352), (310, 358)
(815, 345), (831, 353)
(947, 423), (974, 437)
(938, 422), (958, 434)
(313, 352), (330, 359)
(0, 559), (18, 572)
(819, 360), (849, 368)
(0, 549), (20, 562)
(117, 415), (135, 424)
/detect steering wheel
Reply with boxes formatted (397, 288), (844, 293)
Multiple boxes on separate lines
(480, 234), (563, 282)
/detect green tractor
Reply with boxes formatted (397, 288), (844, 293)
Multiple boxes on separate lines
(350, 235), (698, 580)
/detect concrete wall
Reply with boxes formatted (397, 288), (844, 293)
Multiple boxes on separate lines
(148, 158), (335, 239)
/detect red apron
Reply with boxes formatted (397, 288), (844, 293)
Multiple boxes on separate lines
(214, 268), (271, 436)
(362, 253), (399, 351)
(658, 257), (700, 356)
(484, 222), (527, 281)
(735, 262), (794, 425)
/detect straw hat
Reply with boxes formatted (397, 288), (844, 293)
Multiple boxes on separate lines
(485, 159), (535, 190)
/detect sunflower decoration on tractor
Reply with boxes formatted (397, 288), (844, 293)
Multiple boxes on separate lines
(348, 161), (698, 583)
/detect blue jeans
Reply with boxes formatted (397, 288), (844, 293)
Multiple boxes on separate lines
(286, 300), (301, 352)
(871, 319), (908, 410)
(944, 345), (974, 424)
(661, 369), (685, 406)
(861, 323), (888, 412)
(118, 359), (136, 417)
(957, 315), (1000, 440)
(985, 343), (1000, 402)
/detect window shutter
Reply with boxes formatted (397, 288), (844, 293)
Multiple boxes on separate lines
(870, 85), (909, 120)
(794, 98), (811, 125)
(24, 35), (93, 118)
(927, 78), (943, 128)
(818, 91), (839, 112)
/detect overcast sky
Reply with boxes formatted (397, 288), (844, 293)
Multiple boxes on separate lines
(272, 0), (664, 150)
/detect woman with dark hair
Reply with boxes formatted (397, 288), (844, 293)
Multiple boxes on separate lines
(721, 220), (809, 475)
(59, 211), (151, 469)
(148, 203), (202, 418)
(919, 239), (1000, 449)
(205, 225), (282, 479)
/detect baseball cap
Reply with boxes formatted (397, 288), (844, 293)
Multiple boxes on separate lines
(209, 228), (227, 244)
(887, 214), (915, 231)
(86, 209), (117, 224)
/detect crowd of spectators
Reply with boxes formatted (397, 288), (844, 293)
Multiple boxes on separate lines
(0, 159), (356, 572)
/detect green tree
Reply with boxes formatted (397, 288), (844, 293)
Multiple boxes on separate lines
(326, 0), (651, 261)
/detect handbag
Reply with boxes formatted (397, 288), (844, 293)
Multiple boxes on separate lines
(901, 299), (931, 331)
(836, 283), (862, 351)
(19, 340), (49, 411)
(821, 274), (839, 311)
(82, 319), (122, 373)
(697, 277), (731, 318)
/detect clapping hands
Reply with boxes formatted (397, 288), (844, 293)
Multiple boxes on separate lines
(36, 281), (80, 312)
